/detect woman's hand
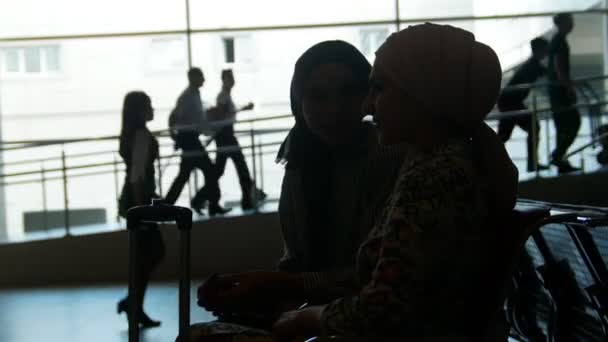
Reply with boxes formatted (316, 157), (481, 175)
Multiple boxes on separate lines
(273, 305), (325, 341)
(197, 271), (299, 315)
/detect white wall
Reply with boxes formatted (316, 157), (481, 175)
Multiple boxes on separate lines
(0, 212), (283, 287)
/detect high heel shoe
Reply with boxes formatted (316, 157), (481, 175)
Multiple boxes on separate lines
(117, 298), (161, 328)
(139, 311), (161, 328)
(117, 298), (128, 315)
(209, 203), (232, 217)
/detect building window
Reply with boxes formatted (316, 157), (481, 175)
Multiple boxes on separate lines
(221, 35), (254, 67)
(223, 37), (235, 64)
(1, 45), (61, 75)
(360, 28), (389, 57)
(145, 37), (187, 73)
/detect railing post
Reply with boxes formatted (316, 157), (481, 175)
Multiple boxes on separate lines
(531, 90), (540, 177)
(156, 155), (163, 197)
(545, 107), (551, 170)
(61, 146), (70, 236)
(41, 165), (48, 232)
(187, 175), (193, 204)
(249, 128), (257, 188)
(193, 168), (199, 200)
(113, 155), (120, 223)
(257, 137), (264, 193)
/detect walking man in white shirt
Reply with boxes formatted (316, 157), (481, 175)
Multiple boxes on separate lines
(214, 69), (266, 210)
(166, 67), (230, 216)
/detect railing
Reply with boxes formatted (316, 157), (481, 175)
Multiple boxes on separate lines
(486, 73), (608, 175)
(0, 74), (606, 242)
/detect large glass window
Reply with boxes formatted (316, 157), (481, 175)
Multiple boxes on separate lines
(0, 0), (607, 243)
(145, 36), (188, 73)
(399, 0), (603, 20)
(360, 27), (390, 57)
(190, 0), (395, 29)
(0, 0), (186, 38)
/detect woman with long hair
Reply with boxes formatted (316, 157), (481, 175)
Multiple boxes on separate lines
(116, 91), (165, 328)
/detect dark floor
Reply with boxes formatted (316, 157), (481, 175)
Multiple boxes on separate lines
(0, 283), (214, 342)
(0, 283), (523, 342)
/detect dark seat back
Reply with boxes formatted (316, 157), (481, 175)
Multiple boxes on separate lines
(475, 204), (550, 341)
(509, 209), (608, 341)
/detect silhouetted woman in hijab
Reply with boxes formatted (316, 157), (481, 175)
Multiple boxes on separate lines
(191, 41), (408, 341)
(116, 91), (165, 328)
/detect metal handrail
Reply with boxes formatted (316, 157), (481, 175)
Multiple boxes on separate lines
(564, 132), (608, 161)
(0, 124), (292, 152)
(0, 144), (284, 188)
(1, 72), (606, 239)
(0, 92), (604, 172)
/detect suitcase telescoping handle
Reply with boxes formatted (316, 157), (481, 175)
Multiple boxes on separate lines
(126, 199), (192, 342)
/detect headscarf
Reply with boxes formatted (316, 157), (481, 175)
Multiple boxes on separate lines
(374, 23), (517, 213)
(276, 40), (372, 270)
(276, 40), (372, 166)
(375, 23), (502, 133)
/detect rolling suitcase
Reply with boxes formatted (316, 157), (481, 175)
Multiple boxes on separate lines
(127, 199), (193, 342)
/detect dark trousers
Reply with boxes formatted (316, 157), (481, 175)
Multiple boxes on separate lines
(166, 132), (220, 206)
(215, 126), (253, 198)
(497, 101), (540, 169)
(549, 87), (581, 163)
(121, 224), (165, 314)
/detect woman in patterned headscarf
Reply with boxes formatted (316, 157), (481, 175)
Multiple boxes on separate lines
(273, 23), (518, 341)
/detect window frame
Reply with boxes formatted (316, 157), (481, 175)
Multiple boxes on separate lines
(0, 44), (64, 79)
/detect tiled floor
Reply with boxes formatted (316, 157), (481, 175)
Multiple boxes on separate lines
(0, 283), (214, 342)
(0, 283), (523, 342)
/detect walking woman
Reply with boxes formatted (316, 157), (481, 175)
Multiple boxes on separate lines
(116, 91), (165, 328)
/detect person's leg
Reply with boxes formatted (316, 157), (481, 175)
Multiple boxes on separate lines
(227, 141), (253, 197)
(551, 107), (581, 169)
(516, 111), (544, 171)
(560, 108), (581, 160)
(190, 140), (223, 213)
(165, 156), (194, 204)
(166, 133), (200, 204)
(220, 131), (262, 209)
(497, 117), (516, 143)
(214, 128), (231, 178)
(119, 224), (165, 327)
(136, 225), (165, 326)
(549, 88), (581, 173)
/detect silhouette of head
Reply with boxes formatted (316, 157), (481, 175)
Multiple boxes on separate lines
(121, 91), (153, 135)
(188, 67), (205, 89)
(554, 13), (574, 35)
(221, 69), (235, 89)
(530, 37), (549, 60)
(366, 23), (501, 146)
(290, 40), (371, 147)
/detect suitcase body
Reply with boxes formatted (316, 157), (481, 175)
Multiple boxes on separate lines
(127, 199), (192, 342)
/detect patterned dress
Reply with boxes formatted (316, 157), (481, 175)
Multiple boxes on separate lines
(321, 141), (490, 340)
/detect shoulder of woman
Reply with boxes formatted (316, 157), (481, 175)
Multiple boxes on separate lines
(398, 143), (475, 186)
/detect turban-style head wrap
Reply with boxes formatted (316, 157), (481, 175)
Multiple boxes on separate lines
(375, 23), (517, 214)
(374, 23), (502, 132)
